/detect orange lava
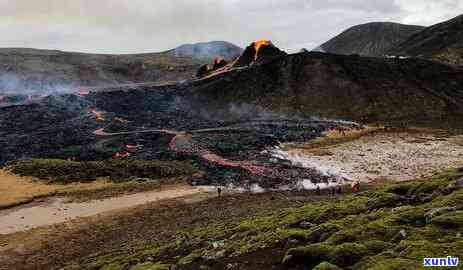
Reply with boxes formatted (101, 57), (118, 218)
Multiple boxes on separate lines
(91, 109), (105, 121)
(201, 153), (267, 175)
(125, 144), (142, 151)
(253, 39), (271, 61)
(78, 88), (90, 96)
(113, 152), (131, 158)
(114, 117), (130, 123)
(93, 128), (106, 136)
(213, 57), (224, 65)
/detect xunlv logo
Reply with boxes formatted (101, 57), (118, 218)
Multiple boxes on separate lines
(423, 256), (459, 267)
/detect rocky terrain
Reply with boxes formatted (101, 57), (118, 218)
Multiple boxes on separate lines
(391, 14), (463, 65)
(1, 43), (463, 185)
(319, 22), (424, 57)
(1, 39), (463, 270)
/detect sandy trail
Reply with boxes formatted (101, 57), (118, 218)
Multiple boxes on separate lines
(0, 185), (213, 235)
(280, 131), (463, 182)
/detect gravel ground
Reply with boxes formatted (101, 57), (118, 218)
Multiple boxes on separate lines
(283, 131), (463, 182)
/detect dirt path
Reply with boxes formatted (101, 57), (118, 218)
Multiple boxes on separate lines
(0, 185), (213, 235)
(278, 131), (463, 182)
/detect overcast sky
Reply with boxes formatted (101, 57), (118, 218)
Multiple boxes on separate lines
(0, 0), (462, 54)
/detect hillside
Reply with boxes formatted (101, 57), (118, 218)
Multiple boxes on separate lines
(165, 41), (243, 61)
(0, 48), (201, 95)
(2, 50), (463, 165)
(391, 14), (463, 65)
(320, 22), (425, 57)
(191, 51), (463, 127)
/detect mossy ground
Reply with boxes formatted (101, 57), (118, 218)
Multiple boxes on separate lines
(7, 158), (195, 184)
(60, 168), (463, 270)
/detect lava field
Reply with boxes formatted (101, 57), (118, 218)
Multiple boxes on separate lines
(0, 81), (359, 189)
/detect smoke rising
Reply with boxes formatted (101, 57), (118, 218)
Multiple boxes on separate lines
(0, 72), (77, 96)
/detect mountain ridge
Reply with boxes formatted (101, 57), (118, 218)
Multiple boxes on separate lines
(391, 14), (463, 65)
(320, 22), (425, 56)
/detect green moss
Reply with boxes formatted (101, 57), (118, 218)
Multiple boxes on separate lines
(430, 211), (463, 229)
(330, 243), (368, 267)
(313, 261), (342, 270)
(390, 206), (426, 226)
(8, 158), (195, 183)
(283, 243), (332, 267)
(306, 223), (341, 243)
(366, 192), (402, 210)
(326, 229), (358, 245)
(177, 251), (203, 265)
(101, 263), (125, 270)
(353, 257), (418, 270)
(362, 240), (393, 254)
(130, 262), (170, 270)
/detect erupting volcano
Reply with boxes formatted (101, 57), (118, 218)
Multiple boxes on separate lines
(232, 39), (287, 68)
(253, 39), (272, 60)
(196, 39), (286, 77)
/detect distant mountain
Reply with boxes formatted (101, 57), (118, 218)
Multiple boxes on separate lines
(320, 22), (425, 57)
(166, 41), (243, 61)
(0, 48), (201, 95)
(391, 14), (463, 65)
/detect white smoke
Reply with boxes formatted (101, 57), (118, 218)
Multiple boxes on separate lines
(0, 72), (77, 96)
(270, 147), (352, 190)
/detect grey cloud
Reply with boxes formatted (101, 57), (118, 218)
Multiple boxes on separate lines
(0, 0), (461, 53)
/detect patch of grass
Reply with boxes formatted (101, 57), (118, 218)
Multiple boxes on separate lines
(7, 159), (195, 184)
(69, 168), (463, 270)
(430, 211), (463, 229)
(313, 261), (342, 270)
(130, 262), (170, 270)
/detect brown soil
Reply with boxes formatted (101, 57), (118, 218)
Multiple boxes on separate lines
(0, 184), (210, 235)
(0, 190), (334, 270)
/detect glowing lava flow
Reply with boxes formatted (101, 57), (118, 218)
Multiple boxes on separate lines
(125, 144), (143, 151)
(91, 109), (105, 121)
(113, 152), (131, 158)
(253, 39), (271, 61)
(168, 133), (268, 176)
(200, 153), (268, 176)
(92, 126), (269, 176)
(114, 117), (131, 123)
(77, 88), (90, 96)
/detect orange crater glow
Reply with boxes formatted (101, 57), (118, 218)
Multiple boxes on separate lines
(253, 39), (271, 61)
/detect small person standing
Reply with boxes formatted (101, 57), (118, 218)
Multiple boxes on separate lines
(316, 185), (321, 196)
(217, 187), (222, 197)
(351, 181), (360, 193)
